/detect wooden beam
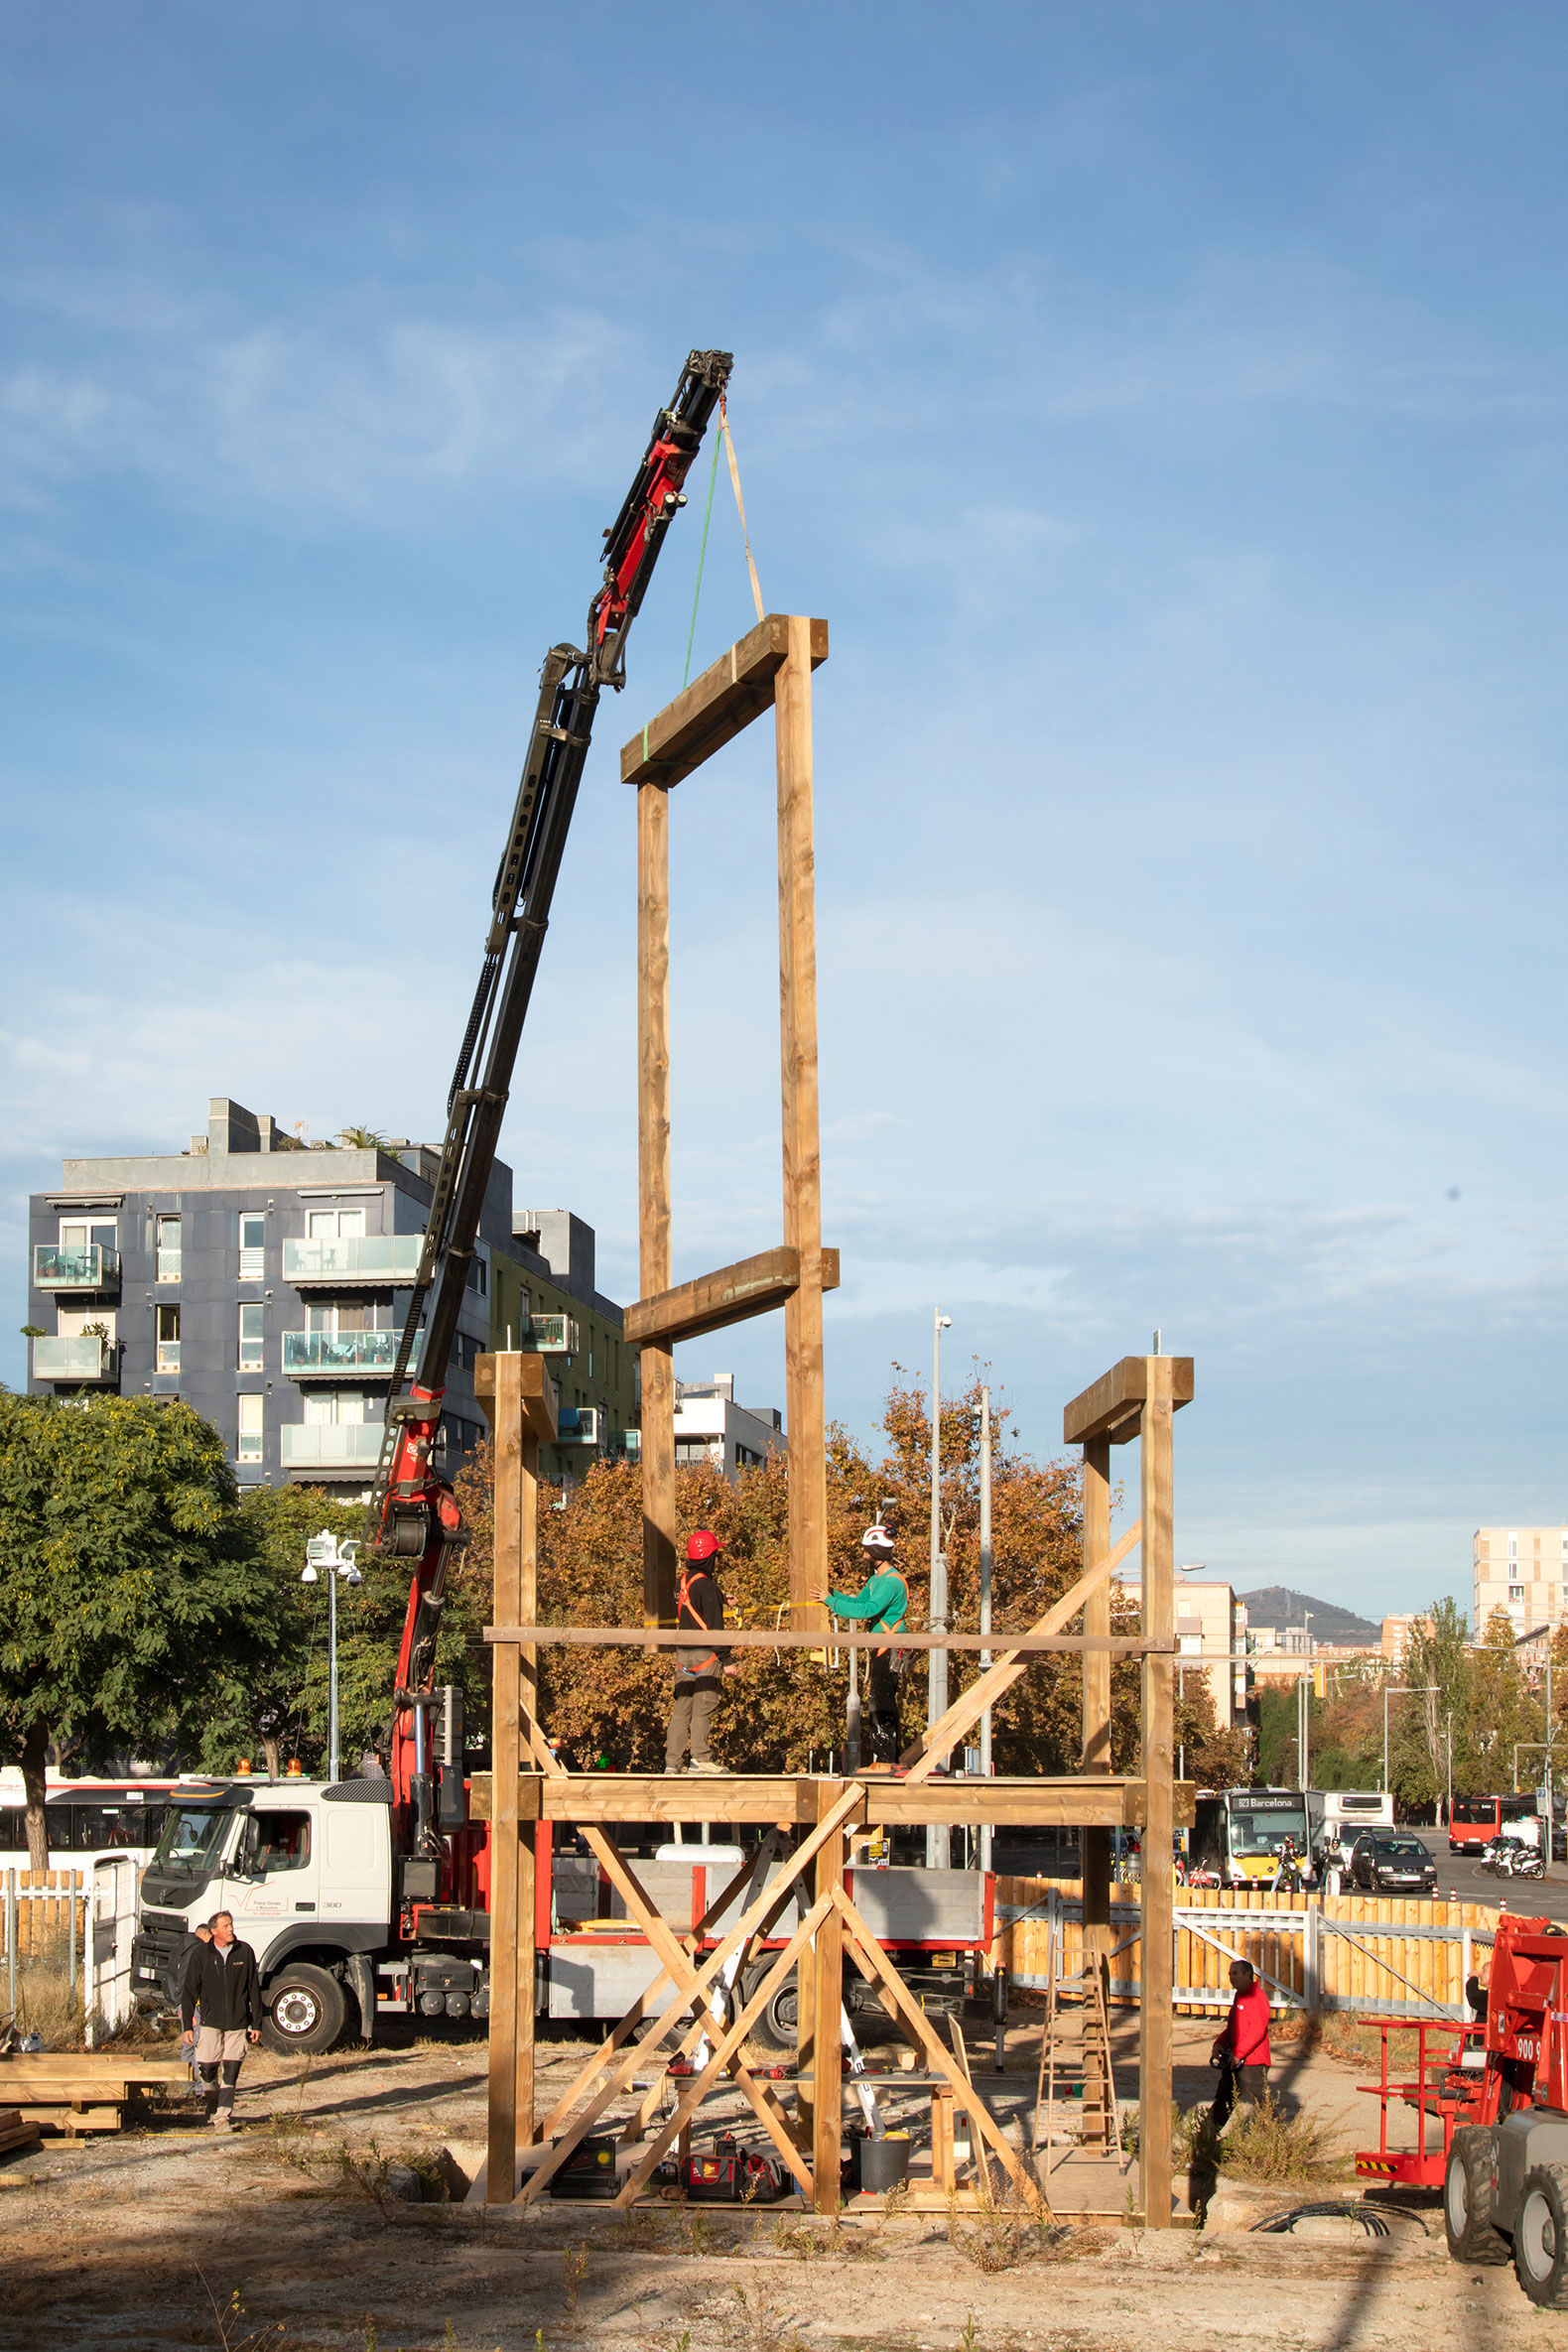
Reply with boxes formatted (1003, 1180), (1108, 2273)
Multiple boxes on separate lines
(464, 1771), (1195, 1830)
(620, 612), (829, 789)
(623, 1243), (841, 1349)
(485, 1622), (1167, 1657)
(478, 1351), (538, 2203)
(474, 1349), (559, 1443)
(898, 1519), (1143, 1776)
(1139, 1356), (1177, 2231)
(1062, 1355), (1194, 1447)
(1080, 1434), (1113, 2141)
(638, 774), (678, 1626)
(776, 615), (828, 1633)
(813, 1779), (847, 2214)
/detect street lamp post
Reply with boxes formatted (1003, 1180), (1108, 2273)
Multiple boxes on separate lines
(927, 1311), (951, 1872)
(1513, 1624), (1556, 1871)
(302, 1530), (363, 1782)
(978, 1383), (992, 1875)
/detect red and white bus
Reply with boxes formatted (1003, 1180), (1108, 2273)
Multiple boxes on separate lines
(1449, 1793), (1538, 1854)
(0, 1775), (187, 1877)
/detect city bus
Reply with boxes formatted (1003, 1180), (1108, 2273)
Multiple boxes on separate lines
(1449, 1793), (1538, 1855)
(1191, 1786), (1313, 1888)
(0, 1776), (182, 1876)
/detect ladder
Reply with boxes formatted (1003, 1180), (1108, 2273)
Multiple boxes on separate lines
(1032, 1958), (1123, 2175)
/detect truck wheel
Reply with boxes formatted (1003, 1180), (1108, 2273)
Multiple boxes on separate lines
(741, 1967), (798, 2053)
(1515, 2164), (1568, 2308)
(263, 1964), (347, 2055)
(1444, 2129), (1507, 2265)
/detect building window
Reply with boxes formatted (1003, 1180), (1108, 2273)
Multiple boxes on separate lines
(156, 1304), (181, 1373)
(237, 1394), (263, 1462)
(238, 1304), (265, 1371)
(1509, 1585), (1526, 1603)
(239, 1212), (266, 1280)
(156, 1215), (182, 1282)
(308, 1207), (366, 1240)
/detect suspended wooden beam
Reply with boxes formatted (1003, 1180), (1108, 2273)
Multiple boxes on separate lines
(1062, 1354), (1193, 1447)
(620, 612), (829, 788)
(624, 1243), (841, 1349)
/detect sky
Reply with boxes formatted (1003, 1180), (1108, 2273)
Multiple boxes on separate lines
(3, 4), (1566, 1621)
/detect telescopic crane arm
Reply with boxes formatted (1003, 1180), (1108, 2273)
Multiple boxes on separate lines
(372, 348), (733, 1855)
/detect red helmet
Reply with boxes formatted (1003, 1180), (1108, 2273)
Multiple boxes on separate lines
(686, 1529), (721, 1562)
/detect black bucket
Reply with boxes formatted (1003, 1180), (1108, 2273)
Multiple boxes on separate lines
(852, 2130), (910, 2193)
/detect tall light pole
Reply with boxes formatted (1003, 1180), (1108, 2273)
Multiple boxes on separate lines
(1298, 1612), (1314, 1794)
(302, 1530), (362, 1782)
(978, 1383), (992, 1874)
(1514, 1624), (1555, 1869)
(927, 1311), (951, 1872)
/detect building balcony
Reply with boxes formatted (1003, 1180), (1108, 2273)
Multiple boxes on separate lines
(283, 1236), (424, 1286)
(526, 1313), (580, 1356)
(33, 1243), (119, 1293)
(556, 1406), (600, 1446)
(282, 1330), (403, 1377)
(281, 1423), (387, 1471)
(33, 1335), (116, 1382)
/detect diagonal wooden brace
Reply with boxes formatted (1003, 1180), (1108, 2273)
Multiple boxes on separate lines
(833, 1889), (1048, 2212)
(612, 1895), (833, 2207)
(900, 1520), (1142, 1777)
(516, 1784), (863, 2204)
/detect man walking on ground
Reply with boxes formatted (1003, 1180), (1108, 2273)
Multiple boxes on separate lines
(174, 1918), (213, 2099)
(181, 1909), (263, 2131)
(666, 1530), (739, 1775)
(1208, 1958), (1270, 2130)
(811, 1524), (910, 1767)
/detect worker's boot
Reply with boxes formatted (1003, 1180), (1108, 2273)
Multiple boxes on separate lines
(688, 1759), (722, 1776)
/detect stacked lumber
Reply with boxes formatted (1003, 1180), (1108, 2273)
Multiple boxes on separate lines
(0, 2053), (189, 2135)
(0, 2107), (42, 2156)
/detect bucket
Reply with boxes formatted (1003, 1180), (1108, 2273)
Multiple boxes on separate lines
(852, 2130), (910, 2193)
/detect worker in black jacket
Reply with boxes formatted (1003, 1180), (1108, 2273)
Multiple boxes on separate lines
(181, 1909), (263, 2131)
(665, 1530), (739, 1775)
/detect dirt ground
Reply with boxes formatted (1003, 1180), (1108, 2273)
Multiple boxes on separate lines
(1, 2012), (1561, 2352)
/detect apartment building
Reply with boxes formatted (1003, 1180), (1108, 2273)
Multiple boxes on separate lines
(1474, 1525), (1567, 1641)
(673, 1374), (785, 1482)
(26, 1093), (629, 1501)
(1113, 1571), (1246, 1726)
(488, 1210), (637, 1485)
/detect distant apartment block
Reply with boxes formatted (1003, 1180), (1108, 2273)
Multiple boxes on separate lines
(1114, 1572), (1246, 1727)
(1381, 1614), (1432, 1665)
(1474, 1525), (1567, 1642)
(488, 1210), (637, 1485)
(27, 1094), (633, 1501)
(672, 1374), (785, 1483)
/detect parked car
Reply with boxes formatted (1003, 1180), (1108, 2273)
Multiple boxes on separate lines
(1350, 1833), (1438, 1894)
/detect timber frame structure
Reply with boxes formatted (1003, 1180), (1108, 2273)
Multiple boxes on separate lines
(473, 614), (1193, 2223)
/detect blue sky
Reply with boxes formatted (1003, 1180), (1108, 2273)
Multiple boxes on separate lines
(4, 5), (1566, 1619)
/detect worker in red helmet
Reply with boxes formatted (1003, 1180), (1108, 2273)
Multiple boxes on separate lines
(665, 1530), (738, 1775)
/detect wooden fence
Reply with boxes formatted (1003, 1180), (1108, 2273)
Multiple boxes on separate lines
(990, 1875), (1501, 2020)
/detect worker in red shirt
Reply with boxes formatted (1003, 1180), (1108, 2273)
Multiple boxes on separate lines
(1209, 1959), (1270, 2129)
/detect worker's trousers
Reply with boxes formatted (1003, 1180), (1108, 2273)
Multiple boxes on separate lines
(867, 1652), (902, 1765)
(1208, 2057), (1266, 2131)
(667, 1673), (721, 1769)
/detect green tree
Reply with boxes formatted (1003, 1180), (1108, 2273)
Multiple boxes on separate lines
(0, 1395), (282, 1870)
(1393, 1598), (1475, 1807)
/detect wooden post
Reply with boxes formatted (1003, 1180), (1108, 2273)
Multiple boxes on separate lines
(1080, 1434), (1112, 2133)
(1138, 1359), (1175, 2228)
(812, 1779), (846, 2211)
(775, 617), (827, 1631)
(638, 779), (678, 1627)
(931, 2087), (956, 2195)
(480, 1352), (538, 2200)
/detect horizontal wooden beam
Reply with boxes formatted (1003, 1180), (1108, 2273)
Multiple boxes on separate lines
(465, 1771), (1195, 1830)
(485, 1624), (1170, 1657)
(1062, 1354), (1194, 1448)
(620, 613), (829, 789)
(473, 1349), (560, 1443)
(623, 1243), (840, 1350)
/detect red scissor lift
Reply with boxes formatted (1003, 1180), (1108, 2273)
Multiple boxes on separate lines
(1355, 2015), (1488, 2188)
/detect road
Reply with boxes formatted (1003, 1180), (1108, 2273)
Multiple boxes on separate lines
(1406, 1829), (1568, 1923)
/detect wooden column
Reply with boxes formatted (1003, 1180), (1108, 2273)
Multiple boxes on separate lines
(1138, 1358), (1175, 2228)
(480, 1351), (538, 2201)
(775, 616), (827, 1631)
(1079, 1434), (1113, 2130)
(812, 1779), (846, 2211)
(638, 779), (678, 1626)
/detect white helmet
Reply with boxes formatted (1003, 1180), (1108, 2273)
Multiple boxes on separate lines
(860, 1524), (895, 1556)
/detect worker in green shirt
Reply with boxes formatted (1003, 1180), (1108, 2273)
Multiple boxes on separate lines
(811, 1525), (909, 1766)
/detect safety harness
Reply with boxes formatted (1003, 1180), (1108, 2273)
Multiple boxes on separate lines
(675, 1564), (720, 1677)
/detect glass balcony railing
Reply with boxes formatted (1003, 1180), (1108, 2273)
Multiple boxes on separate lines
(281, 1423), (387, 1469)
(526, 1314), (580, 1356)
(282, 1330), (402, 1375)
(34, 1243), (119, 1290)
(556, 1406), (600, 1445)
(283, 1236), (424, 1285)
(33, 1335), (115, 1381)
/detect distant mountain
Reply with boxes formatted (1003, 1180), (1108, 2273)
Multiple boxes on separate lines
(1236, 1587), (1381, 1645)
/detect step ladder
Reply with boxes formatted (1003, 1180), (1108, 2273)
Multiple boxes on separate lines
(1032, 1958), (1123, 2175)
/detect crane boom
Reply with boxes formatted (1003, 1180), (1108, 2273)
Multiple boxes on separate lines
(371, 347), (733, 1855)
